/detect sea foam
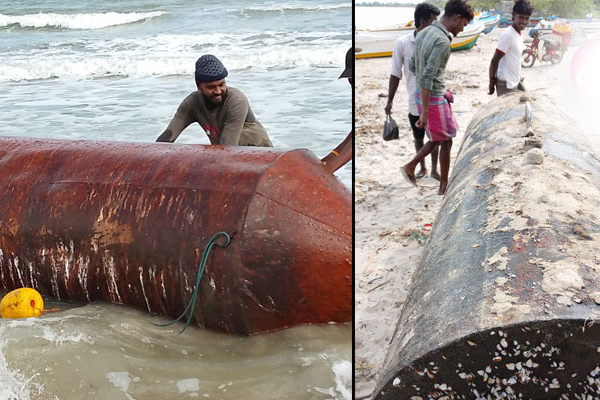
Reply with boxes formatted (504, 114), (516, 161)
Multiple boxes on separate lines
(0, 321), (45, 400)
(0, 11), (167, 30)
(239, 4), (350, 13)
(0, 32), (348, 81)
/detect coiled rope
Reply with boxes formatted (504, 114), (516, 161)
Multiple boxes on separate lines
(154, 231), (231, 334)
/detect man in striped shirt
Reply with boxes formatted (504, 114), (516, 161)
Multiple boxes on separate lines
(401, 0), (474, 195)
(385, 2), (441, 181)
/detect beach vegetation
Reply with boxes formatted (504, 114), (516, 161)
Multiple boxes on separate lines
(469, 0), (597, 18)
(530, 0), (596, 18)
(356, 2), (424, 6)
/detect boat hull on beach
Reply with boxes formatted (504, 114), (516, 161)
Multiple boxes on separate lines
(374, 94), (600, 398)
(356, 22), (485, 58)
(451, 22), (485, 51)
(479, 13), (500, 34)
(0, 137), (352, 335)
(355, 28), (412, 59)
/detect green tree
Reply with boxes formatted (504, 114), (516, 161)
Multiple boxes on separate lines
(547, 0), (595, 17)
(530, 0), (553, 14)
(433, 0), (595, 17)
(466, 0), (494, 9)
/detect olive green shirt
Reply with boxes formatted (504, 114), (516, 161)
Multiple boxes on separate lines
(157, 87), (273, 147)
(409, 21), (452, 96)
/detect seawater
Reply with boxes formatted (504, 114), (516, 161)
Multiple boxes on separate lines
(0, 1), (351, 399)
(0, 302), (351, 400)
(0, 0), (352, 187)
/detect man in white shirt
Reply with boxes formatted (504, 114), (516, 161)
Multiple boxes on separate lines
(488, 0), (533, 96)
(385, 2), (441, 180)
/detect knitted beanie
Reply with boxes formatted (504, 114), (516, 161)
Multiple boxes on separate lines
(195, 55), (228, 83)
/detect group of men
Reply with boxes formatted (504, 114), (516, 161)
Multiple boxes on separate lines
(157, 50), (354, 174)
(390, 0), (533, 195)
(156, 0), (536, 195)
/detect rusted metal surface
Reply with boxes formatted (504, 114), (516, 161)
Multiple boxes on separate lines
(375, 94), (600, 398)
(0, 137), (351, 335)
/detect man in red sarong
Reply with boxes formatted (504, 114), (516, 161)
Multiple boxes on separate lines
(400, 0), (474, 195)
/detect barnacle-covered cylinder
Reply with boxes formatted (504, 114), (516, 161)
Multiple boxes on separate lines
(0, 137), (352, 335)
(375, 94), (600, 399)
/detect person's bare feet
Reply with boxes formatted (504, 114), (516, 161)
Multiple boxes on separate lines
(415, 168), (428, 179)
(438, 181), (448, 195)
(431, 170), (441, 181)
(401, 165), (418, 187)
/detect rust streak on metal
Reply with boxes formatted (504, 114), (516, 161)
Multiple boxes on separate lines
(0, 136), (351, 335)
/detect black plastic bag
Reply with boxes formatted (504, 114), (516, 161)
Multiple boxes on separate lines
(383, 115), (399, 141)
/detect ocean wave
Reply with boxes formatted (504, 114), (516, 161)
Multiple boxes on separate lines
(0, 11), (167, 30)
(0, 32), (350, 81)
(333, 360), (352, 400)
(235, 3), (350, 15)
(0, 49), (346, 82)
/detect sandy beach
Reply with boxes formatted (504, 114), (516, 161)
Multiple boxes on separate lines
(355, 26), (600, 399)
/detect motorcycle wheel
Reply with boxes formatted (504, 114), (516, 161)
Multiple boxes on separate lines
(550, 49), (563, 64)
(521, 49), (535, 68)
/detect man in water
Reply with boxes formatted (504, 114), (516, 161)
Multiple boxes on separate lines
(321, 47), (353, 173)
(488, 0), (533, 96)
(401, 0), (474, 196)
(385, 2), (441, 180)
(156, 54), (273, 146)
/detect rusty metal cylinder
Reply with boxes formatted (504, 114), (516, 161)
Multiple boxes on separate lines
(0, 137), (352, 335)
(375, 94), (600, 398)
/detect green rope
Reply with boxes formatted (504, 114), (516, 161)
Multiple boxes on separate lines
(154, 231), (231, 334)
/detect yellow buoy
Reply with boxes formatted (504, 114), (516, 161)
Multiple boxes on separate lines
(0, 288), (44, 318)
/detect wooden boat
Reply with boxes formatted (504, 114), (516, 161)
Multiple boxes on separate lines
(478, 13), (500, 34)
(0, 137), (352, 335)
(451, 21), (485, 51)
(499, 14), (511, 27)
(355, 21), (484, 58)
(500, 13), (558, 28)
(355, 26), (413, 59)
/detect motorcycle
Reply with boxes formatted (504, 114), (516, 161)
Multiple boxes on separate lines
(521, 29), (563, 68)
